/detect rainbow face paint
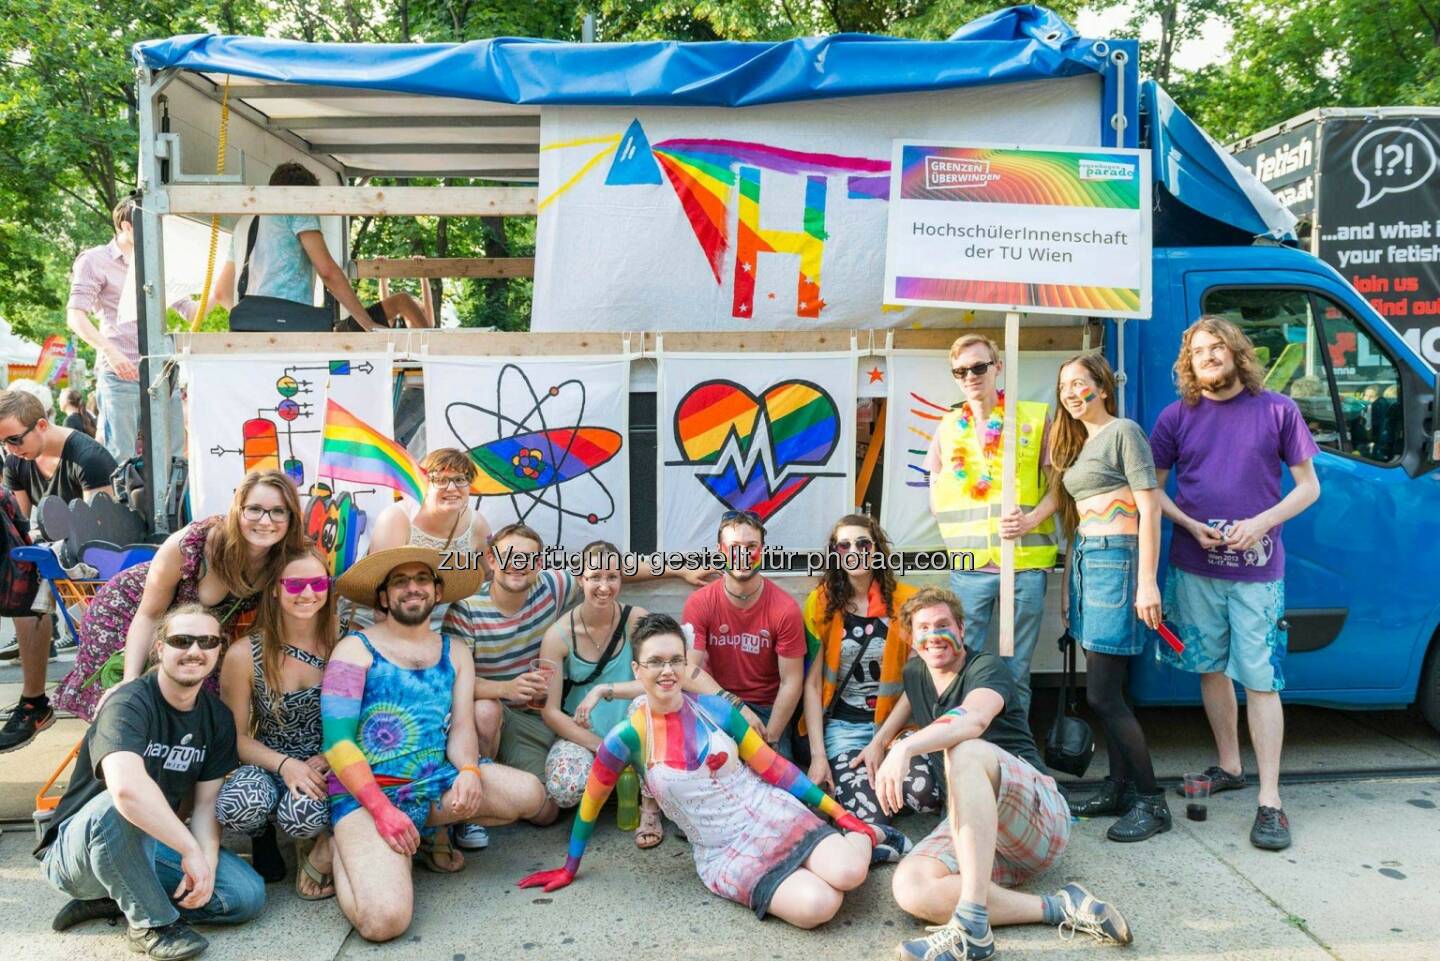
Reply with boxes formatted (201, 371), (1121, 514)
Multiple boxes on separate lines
(1079, 386), (1097, 405)
(914, 626), (963, 653)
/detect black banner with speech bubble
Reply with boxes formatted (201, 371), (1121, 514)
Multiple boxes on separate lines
(1319, 117), (1440, 368)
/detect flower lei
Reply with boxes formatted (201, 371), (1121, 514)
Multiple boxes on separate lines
(950, 390), (1004, 498)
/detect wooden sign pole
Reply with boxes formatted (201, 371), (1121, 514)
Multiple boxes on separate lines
(998, 309), (1021, 657)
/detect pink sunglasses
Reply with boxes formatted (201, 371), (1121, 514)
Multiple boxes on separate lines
(279, 575), (331, 595)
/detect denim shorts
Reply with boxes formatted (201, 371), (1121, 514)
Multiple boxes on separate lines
(1158, 568), (1286, 692)
(1068, 534), (1142, 655)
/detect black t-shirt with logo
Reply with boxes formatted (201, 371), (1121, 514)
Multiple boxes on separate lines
(35, 672), (238, 857)
(902, 650), (1046, 772)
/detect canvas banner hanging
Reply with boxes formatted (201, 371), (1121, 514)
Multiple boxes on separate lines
(422, 356), (631, 553)
(184, 353), (394, 573)
(881, 350), (1076, 551)
(534, 77), (1102, 332)
(658, 350), (856, 554)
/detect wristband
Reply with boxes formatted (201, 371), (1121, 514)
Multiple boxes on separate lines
(602, 685), (614, 701)
(460, 764), (483, 779)
(277, 757), (289, 777)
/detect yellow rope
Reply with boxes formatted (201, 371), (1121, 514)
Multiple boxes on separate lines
(191, 76), (231, 331)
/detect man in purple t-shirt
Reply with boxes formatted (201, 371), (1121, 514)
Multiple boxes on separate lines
(1149, 316), (1320, 852)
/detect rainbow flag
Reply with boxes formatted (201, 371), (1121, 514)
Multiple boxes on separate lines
(318, 400), (424, 502)
(34, 336), (75, 386)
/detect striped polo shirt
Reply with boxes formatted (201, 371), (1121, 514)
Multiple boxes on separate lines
(441, 569), (582, 681)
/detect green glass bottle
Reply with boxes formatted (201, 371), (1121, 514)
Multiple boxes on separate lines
(616, 766), (640, 831)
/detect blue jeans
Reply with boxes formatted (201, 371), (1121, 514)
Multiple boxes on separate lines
(41, 792), (265, 930)
(948, 568), (1048, 718)
(97, 364), (183, 463)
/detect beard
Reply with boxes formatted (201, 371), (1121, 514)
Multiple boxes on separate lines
(160, 661), (210, 688)
(1197, 364), (1235, 391)
(388, 596), (436, 626)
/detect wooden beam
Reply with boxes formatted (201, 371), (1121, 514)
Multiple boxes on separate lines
(357, 258), (535, 279)
(174, 324), (1099, 357)
(161, 185), (537, 217)
(855, 399), (886, 508)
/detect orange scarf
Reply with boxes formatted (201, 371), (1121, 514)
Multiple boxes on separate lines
(799, 580), (916, 736)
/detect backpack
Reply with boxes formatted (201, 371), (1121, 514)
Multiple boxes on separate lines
(0, 489), (41, 616)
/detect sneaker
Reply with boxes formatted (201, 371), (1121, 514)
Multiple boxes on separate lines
(0, 697), (54, 754)
(1175, 765), (1247, 797)
(892, 922), (996, 956)
(52, 897), (122, 931)
(1055, 882), (1132, 945)
(0, 635), (19, 660)
(897, 921), (995, 961)
(126, 920), (209, 960)
(453, 822), (490, 850)
(1069, 777), (1134, 819)
(871, 823), (914, 865)
(1250, 805), (1291, 850)
(1107, 792), (1173, 843)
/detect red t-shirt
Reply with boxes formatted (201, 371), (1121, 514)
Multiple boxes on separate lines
(682, 578), (806, 706)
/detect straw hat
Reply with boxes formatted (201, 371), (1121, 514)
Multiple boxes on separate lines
(334, 546), (484, 606)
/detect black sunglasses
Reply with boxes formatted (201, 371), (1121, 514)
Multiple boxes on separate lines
(164, 633), (225, 651)
(1, 423), (38, 448)
(721, 509), (765, 528)
(952, 361), (995, 380)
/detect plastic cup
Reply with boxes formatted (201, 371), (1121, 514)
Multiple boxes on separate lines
(1182, 773), (1212, 799)
(527, 657), (560, 709)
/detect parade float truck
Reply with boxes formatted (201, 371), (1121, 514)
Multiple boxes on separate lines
(129, 6), (1440, 726)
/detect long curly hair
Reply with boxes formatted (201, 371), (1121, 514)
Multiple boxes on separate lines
(1047, 354), (1120, 536)
(1175, 315), (1266, 405)
(207, 469), (309, 600)
(253, 546), (336, 722)
(819, 514), (897, 625)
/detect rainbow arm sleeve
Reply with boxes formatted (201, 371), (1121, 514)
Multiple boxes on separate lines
(562, 711), (641, 876)
(712, 694), (842, 821)
(321, 660), (394, 818)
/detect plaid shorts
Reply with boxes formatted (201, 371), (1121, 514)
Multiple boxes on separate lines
(912, 745), (1071, 887)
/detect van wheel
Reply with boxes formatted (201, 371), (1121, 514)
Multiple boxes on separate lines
(1421, 635), (1440, 733)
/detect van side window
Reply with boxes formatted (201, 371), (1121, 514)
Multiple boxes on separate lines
(1201, 288), (1403, 464)
(1319, 302), (1403, 462)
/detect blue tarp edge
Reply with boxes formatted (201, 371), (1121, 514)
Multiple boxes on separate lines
(134, 5), (1121, 109)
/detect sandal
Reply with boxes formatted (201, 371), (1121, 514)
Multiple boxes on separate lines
(415, 832), (465, 874)
(635, 802), (664, 850)
(295, 839), (335, 901)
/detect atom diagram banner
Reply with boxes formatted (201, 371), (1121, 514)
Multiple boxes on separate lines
(880, 349), (1080, 551)
(422, 356), (631, 553)
(658, 351), (856, 554)
(533, 78), (1101, 332)
(184, 353), (395, 575)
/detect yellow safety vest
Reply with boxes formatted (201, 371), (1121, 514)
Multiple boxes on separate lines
(931, 399), (1058, 570)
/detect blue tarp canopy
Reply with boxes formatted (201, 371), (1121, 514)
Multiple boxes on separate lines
(1145, 82), (1298, 243)
(137, 6), (1124, 109)
(136, 5), (1291, 241)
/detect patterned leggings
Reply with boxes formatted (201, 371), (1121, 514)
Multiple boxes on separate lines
(216, 764), (330, 839)
(829, 749), (943, 823)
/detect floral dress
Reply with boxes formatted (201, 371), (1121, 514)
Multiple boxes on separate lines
(51, 517), (259, 721)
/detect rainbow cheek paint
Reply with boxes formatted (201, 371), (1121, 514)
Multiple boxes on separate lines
(1079, 386), (1097, 405)
(915, 627), (963, 652)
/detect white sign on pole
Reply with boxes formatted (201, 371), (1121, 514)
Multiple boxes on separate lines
(882, 142), (1152, 319)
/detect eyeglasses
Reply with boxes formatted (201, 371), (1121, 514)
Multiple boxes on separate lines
(428, 475), (471, 490)
(952, 361), (995, 380)
(836, 537), (874, 552)
(164, 633), (225, 651)
(388, 572), (437, 590)
(638, 656), (687, 672)
(279, 575), (331, 595)
(1, 424), (37, 448)
(241, 504), (291, 523)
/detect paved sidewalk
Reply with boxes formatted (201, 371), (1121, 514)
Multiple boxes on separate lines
(4, 773), (1437, 961)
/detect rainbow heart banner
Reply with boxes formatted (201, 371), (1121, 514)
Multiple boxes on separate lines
(659, 350), (855, 553)
(883, 142), (1152, 319)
